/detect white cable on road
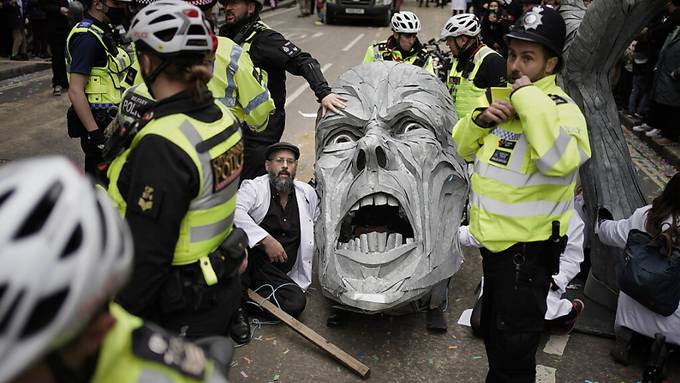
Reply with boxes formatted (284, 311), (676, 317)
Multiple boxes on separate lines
(284, 63), (332, 107)
(342, 33), (365, 52)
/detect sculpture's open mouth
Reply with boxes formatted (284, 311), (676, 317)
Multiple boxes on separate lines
(335, 192), (415, 255)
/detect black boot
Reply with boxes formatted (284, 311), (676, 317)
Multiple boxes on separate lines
(229, 307), (251, 345)
(611, 326), (634, 365)
(426, 307), (448, 332)
(642, 334), (668, 383)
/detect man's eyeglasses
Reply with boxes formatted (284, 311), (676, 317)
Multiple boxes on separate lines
(269, 158), (297, 165)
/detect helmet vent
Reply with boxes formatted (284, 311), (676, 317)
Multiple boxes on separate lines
(95, 200), (108, 252)
(20, 288), (68, 338)
(0, 287), (22, 334)
(60, 224), (83, 260)
(150, 14), (175, 25)
(0, 189), (13, 207)
(156, 28), (180, 42)
(15, 182), (63, 240)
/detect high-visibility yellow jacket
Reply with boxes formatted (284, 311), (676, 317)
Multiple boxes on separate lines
(363, 39), (435, 75)
(91, 303), (226, 382)
(452, 74), (591, 252)
(447, 44), (498, 119)
(208, 36), (274, 132)
(66, 20), (133, 109)
(107, 98), (243, 285)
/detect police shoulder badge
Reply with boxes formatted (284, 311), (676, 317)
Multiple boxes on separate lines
(132, 325), (207, 380)
(522, 7), (544, 30)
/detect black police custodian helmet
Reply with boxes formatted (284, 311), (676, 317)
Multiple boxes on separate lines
(506, 6), (566, 62)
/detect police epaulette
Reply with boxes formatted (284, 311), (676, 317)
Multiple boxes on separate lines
(548, 94), (570, 105)
(131, 325), (208, 380)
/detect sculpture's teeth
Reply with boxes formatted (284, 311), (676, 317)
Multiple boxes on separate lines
(360, 233), (368, 253)
(360, 195), (373, 207)
(387, 196), (399, 206)
(350, 202), (360, 212)
(367, 232), (378, 252)
(386, 233), (397, 250)
(395, 233), (403, 246)
(406, 238), (414, 244)
(377, 232), (387, 252)
(341, 242), (349, 249)
(374, 193), (387, 206)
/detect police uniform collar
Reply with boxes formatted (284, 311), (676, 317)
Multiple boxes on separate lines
(148, 89), (221, 122)
(532, 74), (557, 92)
(84, 12), (113, 34)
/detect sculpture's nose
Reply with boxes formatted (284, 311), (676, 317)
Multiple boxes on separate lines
(354, 135), (388, 172)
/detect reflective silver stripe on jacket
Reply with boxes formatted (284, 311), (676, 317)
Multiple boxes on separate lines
(474, 160), (577, 187)
(244, 90), (271, 114)
(190, 212), (235, 242)
(178, 122), (236, 242)
(535, 126), (573, 174)
(470, 192), (573, 217)
(220, 44), (243, 108)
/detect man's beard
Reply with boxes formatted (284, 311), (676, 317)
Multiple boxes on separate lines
(269, 170), (295, 194)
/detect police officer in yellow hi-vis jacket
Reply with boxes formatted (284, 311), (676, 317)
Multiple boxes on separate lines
(441, 13), (505, 120)
(452, 6), (590, 382)
(0, 156), (229, 383)
(66, 0), (134, 175)
(363, 11), (435, 75)
(106, 0), (247, 340)
(112, 34), (275, 147)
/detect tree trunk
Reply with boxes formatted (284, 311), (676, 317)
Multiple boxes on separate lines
(561, 0), (666, 309)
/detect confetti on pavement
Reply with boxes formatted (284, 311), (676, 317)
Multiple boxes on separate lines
(472, 355), (482, 360)
(535, 365), (556, 383)
(240, 371), (248, 379)
(543, 334), (570, 356)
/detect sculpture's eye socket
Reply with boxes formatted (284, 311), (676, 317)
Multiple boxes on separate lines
(401, 121), (426, 134)
(327, 131), (358, 146)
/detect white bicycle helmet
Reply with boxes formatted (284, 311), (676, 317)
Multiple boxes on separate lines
(441, 13), (481, 39)
(128, 0), (215, 56)
(0, 156), (133, 383)
(391, 11), (421, 33)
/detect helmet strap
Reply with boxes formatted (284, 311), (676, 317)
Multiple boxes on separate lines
(141, 56), (169, 99)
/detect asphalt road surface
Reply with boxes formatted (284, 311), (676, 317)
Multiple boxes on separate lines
(0, 2), (678, 382)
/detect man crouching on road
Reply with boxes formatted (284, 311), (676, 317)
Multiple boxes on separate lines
(452, 6), (590, 383)
(231, 142), (320, 344)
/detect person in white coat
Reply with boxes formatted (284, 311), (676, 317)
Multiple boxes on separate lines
(459, 197), (586, 333)
(597, 173), (680, 348)
(232, 142), (320, 342)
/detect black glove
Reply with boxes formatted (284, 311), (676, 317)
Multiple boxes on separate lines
(87, 128), (106, 149)
(597, 207), (614, 225)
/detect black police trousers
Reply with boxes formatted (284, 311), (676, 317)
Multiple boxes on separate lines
(480, 242), (551, 383)
(241, 109), (285, 181)
(158, 271), (242, 341)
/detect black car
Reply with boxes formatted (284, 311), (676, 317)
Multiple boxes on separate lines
(325, 0), (393, 26)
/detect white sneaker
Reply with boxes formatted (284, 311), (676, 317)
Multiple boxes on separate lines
(645, 128), (661, 138)
(632, 123), (651, 132)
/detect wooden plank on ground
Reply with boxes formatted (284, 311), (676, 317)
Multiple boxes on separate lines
(247, 289), (371, 379)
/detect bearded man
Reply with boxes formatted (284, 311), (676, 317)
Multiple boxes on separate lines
(232, 142), (320, 344)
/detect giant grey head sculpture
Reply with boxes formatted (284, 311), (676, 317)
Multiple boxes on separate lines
(314, 62), (469, 313)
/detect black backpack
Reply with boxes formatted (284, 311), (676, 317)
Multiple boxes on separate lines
(618, 228), (680, 316)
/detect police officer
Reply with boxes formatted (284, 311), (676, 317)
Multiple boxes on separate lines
(0, 156), (229, 383)
(219, 0), (346, 181)
(107, 0), (246, 339)
(363, 11), (435, 75)
(66, 0), (134, 175)
(441, 13), (505, 119)
(452, 7), (590, 382)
